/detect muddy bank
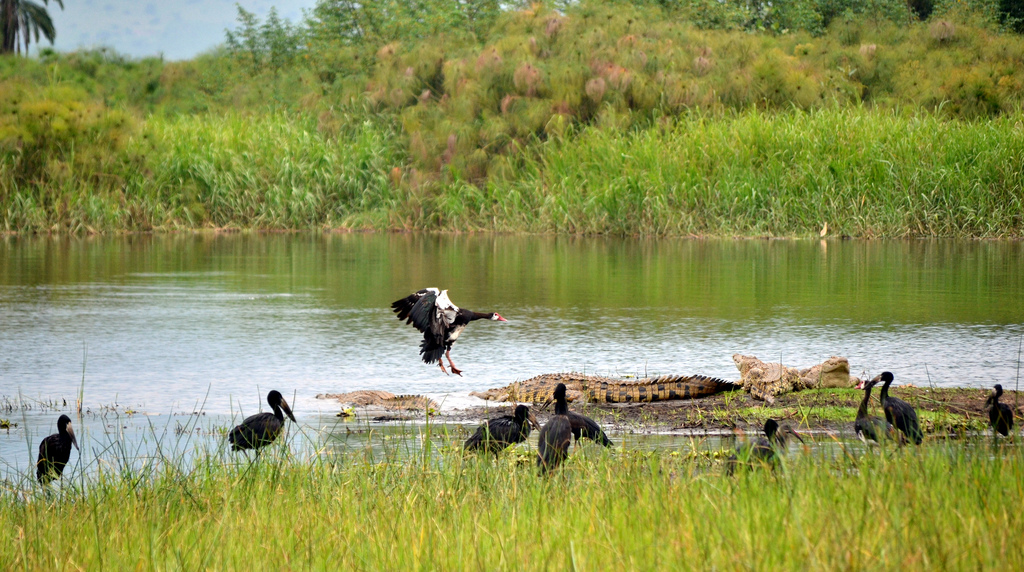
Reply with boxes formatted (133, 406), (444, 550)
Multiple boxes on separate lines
(322, 386), (1023, 437)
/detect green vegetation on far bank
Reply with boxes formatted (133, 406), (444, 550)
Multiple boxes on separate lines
(2, 438), (1023, 569)
(2, 0), (1024, 236)
(3, 108), (1021, 236)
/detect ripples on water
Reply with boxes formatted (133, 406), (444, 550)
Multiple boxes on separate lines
(1, 234), (1022, 477)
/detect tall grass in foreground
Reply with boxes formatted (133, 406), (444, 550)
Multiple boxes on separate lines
(2, 441), (1022, 569)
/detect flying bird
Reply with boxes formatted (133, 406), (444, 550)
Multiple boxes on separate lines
(228, 390), (297, 453)
(37, 414), (79, 484)
(392, 288), (506, 375)
(464, 404), (540, 454)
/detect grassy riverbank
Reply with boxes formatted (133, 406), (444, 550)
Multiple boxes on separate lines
(4, 108), (1023, 236)
(2, 438), (1022, 569)
(4, 0), (1024, 237)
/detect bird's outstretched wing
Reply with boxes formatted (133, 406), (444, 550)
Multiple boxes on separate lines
(392, 288), (441, 334)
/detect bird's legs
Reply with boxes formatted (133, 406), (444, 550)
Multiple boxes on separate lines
(445, 350), (462, 376)
(437, 361), (449, 375)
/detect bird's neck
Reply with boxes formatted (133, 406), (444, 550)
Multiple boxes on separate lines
(880, 380), (892, 400)
(554, 399), (568, 416)
(271, 404), (284, 421)
(856, 387), (872, 418)
(467, 311), (491, 321)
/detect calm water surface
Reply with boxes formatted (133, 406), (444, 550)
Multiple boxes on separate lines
(1, 234), (1022, 478)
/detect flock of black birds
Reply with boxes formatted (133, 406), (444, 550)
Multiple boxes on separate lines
(31, 289), (1019, 483)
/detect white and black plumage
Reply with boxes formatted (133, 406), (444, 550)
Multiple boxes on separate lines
(986, 384), (1014, 437)
(464, 404), (540, 454)
(228, 390), (297, 452)
(854, 378), (902, 445)
(391, 288), (507, 376)
(877, 372), (923, 445)
(537, 383), (572, 474)
(726, 419), (803, 475)
(37, 414), (79, 484)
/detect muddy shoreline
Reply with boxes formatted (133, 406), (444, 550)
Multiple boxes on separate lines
(320, 386), (1023, 437)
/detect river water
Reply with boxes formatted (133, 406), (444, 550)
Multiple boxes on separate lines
(1, 234), (1022, 480)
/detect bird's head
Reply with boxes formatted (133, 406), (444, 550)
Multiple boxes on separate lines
(553, 383), (567, 401)
(781, 425), (805, 445)
(514, 404), (541, 430)
(870, 371), (895, 385)
(541, 383), (568, 411)
(490, 313), (507, 322)
(58, 414), (79, 450)
(993, 384), (1004, 399)
(268, 390), (297, 423)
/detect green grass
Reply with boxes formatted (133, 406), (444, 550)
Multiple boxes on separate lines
(4, 107), (1022, 236)
(484, 108), (1024, 237)
(2, 435), (1022, 569)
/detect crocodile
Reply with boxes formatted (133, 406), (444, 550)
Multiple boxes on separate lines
(798, 356), (860, 389)
(468, 372), (739, 404)
(733, 354), (859, 403)
(316, 391), (439, 411)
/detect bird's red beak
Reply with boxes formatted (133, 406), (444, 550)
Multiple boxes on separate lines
(494, 314), (507, 322)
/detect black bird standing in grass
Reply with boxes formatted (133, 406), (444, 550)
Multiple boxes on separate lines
(854, 378), (902, 445)
(567, 411), (613, 448)
(391, 288), (507, 376)
(37, 414), (79, 484)
(228, 390), (297, 453)
(877, 371), (923, 445)
(986, 384), (1014, 437)
(537, 383), (572, 474)
(725, 418), (803, 475)
(464, 404), (541, 454)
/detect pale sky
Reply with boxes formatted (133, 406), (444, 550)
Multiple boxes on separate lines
(46, 0), (317, 60)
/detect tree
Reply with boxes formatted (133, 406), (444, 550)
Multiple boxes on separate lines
(2, 0), (64, 55)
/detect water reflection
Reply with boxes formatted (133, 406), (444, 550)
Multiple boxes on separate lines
(1, 234), (1022, 477)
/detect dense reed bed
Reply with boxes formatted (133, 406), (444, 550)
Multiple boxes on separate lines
(2, 436), (1021, 569)
(3, 108), (1022, 236)
(4, 2), (1024, 236)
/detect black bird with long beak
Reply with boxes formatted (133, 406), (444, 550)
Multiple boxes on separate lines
(854, 378), (902, 445)
(464, 404), (541, 454)
(876, 371), (923, 445)
(392, 288), (507, 376)
(540, 392), (613, 448)
(228, 390), (297, 452)
(37, 414), (79, 484)
(537, 383), (572, 474)
(726, 418), (803, 474)
(986, 384), (1014, 437)
(567, 411), (614, 448)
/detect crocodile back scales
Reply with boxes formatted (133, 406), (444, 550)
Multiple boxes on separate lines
(489, 373), (738, 404)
